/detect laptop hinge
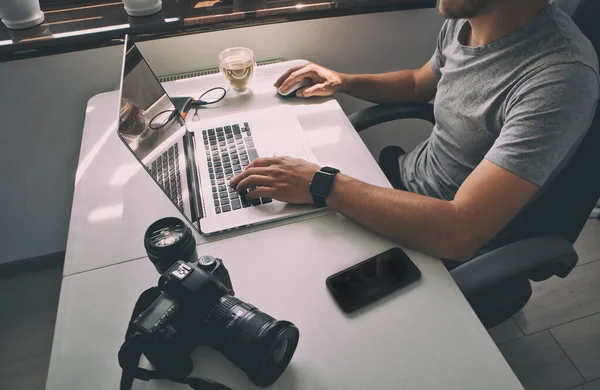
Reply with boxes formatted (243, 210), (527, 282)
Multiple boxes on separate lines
(183, 131), (203, 222)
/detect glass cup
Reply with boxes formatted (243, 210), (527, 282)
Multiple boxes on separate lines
(0, 0), (45, 30)
(219, 47), (256, 92)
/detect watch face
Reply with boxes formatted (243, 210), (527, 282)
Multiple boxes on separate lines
(311, 171), (333, 196)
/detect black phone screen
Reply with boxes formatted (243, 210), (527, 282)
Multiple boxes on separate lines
(326, 247), (421, 313)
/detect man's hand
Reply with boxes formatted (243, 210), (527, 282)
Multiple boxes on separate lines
(274, 61), (440, 103)
(274, 63), (346, 98)
(229, 156), (320, 204)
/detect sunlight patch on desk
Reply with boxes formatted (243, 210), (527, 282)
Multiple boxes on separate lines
(87, 204), (123, 222)
(75, 120), (117, 185)
(110, 163), (142, 187)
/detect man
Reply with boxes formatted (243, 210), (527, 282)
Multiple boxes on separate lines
(230, 0), (600, 261)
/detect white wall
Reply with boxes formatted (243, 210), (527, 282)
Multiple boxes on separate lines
(0, 8), (442, 264)
(0, 47), (124, 264)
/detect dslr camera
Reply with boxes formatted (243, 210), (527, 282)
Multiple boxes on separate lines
(119, 218), (299, 389)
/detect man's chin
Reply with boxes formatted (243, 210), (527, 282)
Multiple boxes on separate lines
(439, 3), (461, 19)
(439, 7), (450, 19)
(438, 0), (480, 19)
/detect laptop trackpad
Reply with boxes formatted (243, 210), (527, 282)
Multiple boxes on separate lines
(252, 118), (312, 161)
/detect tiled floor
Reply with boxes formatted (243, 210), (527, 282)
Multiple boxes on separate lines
(0, 266), (62, 389)
(489, 218), (600, 390)
(1, 219), (599, 389)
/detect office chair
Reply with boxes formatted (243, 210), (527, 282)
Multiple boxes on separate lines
(348, 0), (600, 328)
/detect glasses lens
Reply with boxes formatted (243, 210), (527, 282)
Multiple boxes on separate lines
(199, 88), (226, 103)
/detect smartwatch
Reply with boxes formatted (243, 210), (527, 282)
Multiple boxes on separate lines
(309, 166), (340, 208)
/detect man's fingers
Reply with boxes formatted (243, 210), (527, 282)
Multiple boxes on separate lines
(236, 175), (276, 193)
(230, 167), (272, 187)
(274, 65), (305, 88)
(295, 86), (311, 98)
(278, 69), (318, 94)
(246, 186), (277, 200)
(296, 84), (327, 98)
(247, 157), (280, 169)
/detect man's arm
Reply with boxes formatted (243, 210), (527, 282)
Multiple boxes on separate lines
(229, 157), (539, 261)
(342, 61), (440, 104)
(326, 160), (539, 260)
(274, 61), (440, 104)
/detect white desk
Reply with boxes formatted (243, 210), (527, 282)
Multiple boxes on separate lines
(50, 59), (524, 390)
(64, 60), (388, 276)
(48, 214), (523, 390)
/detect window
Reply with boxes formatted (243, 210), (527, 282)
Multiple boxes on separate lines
(39, 0), (103, 6)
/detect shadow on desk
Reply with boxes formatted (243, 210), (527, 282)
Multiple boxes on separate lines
(189, 345), (305, 390)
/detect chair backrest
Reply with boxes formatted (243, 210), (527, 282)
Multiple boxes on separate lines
(552, 0), (583, 17)
(502, 0), (600, 245)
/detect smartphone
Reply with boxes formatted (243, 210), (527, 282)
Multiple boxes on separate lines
(326, 247), (421, 313)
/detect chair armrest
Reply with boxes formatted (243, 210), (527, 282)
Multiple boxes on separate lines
(348, 103), (435, 132)
(450, 235), (578, 298)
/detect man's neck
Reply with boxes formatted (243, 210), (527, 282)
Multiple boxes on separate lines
(467, 0), (549, 47)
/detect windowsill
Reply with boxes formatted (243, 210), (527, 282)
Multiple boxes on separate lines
(0, 0), (436, 62)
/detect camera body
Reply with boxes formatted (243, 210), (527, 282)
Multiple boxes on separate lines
(131, 255), (299, 387)
(133, 256), (231, 337)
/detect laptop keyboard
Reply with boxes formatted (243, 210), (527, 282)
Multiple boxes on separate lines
(149, 144), (184, 211)
(202, 123), (272, 214)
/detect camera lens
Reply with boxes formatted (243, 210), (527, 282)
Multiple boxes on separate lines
(144, 217), (197, 274)
(207, 296), (299, 387)
(269, 338), (287, 368)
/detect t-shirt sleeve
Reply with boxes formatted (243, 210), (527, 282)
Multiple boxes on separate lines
(485, 63), (599, 186)
(430, 21), (449, 76)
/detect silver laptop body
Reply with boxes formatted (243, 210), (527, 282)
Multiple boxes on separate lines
(116, 35), (320, 235)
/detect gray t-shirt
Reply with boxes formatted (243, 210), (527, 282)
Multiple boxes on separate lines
(399, 5), (600, 201)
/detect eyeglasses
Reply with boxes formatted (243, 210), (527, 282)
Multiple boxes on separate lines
(148, 87), (228, 129)
(191, 86), (227, 122)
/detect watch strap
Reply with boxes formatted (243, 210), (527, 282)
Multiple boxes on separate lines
(310, 166), (340, 207)
(312, 196), (325, 208)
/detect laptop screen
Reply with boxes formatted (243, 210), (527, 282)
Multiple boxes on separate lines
(117, 36), (200, 226)
(118, 39), (186, 161)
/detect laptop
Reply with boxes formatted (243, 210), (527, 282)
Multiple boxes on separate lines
(116, 36), (321, 235)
